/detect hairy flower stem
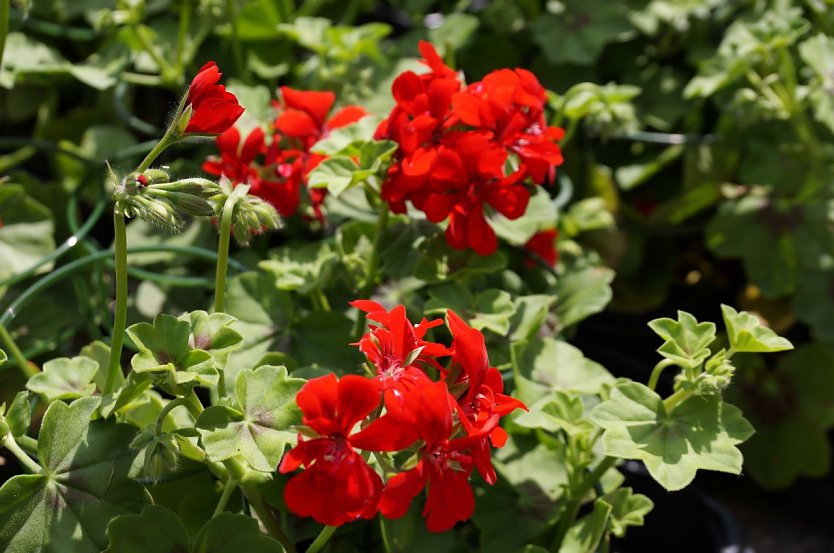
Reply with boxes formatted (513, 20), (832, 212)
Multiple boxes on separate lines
(104, 211), (128, 394)
(0, 324), (37, 378)
(214, 195), (236, 313)
(154, 397), (191, 436)
(550, 456), (617, 551)
(2, 432), (41, 474)
(352, 204), (389, 338)
(662, 388), (693, 412)
(307, 525), (338, 553)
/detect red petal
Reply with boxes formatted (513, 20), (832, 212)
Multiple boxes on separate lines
(423, 461), (475, 532)
(275, 110), (321, 138)
(280, 87), (335, 126)
(327, 106), (368, 129)
(240, 127), (265, 165)
(380, 464), (427, 520)
(337, 375), (382, 434)
(422, 193), (456, 223)
(466, 203), (498, 255)
(185, 97), (244, 135)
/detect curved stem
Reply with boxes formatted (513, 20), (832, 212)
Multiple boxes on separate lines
(662, 388), (692, 412)
(306, 525), (338, 553)
(647, 359), (676, 391)
(214, 195), (236, 313)
(154, 397), (191, 436)
(105, 211), (128, 394)
(0, 324), (37, 378)
(2, 433), (42, 474)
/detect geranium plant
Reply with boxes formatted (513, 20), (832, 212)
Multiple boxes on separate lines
(0, 33), (794, 553)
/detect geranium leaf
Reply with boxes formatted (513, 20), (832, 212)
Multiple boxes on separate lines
(604, 487), (653, 537)
(514, 390), (594, 436)
(425, 283), (517, 335)
(721, 304), (793, 353)
(26, 356), (98, 403)
(107, 505), (190, 553)
(127, 314), (219, 393)
(107, 507), (283, 553)
(5, 391), (31, 437)
(552, 265), (614, 330)
(513, 337), (614, 404)
(258, 242), (339, 294)
(647, 311), (716, 369)
(590, 382), (754, 491)
(196, 365), (304, 472)
(0, 183), (56, 283)
(181, 311), (243, 370)
(192, 512), (283, 553)
(561, 498), (612, 553)
(306, 156), (360, 197)
(80, 340), (121, 392)
(0, 397), (147, 552)
(509, 295), (554, 342)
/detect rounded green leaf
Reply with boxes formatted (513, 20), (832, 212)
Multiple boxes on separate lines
(26, 356), (98, 403)
(590, 382), (754, 491)
(0, 397), (147, 552)
(196, 365), (304, 471)
(193, 513), (283, 553)
(107, 505), (190, 553)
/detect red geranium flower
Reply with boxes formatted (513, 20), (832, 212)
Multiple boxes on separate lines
(279, 374), (383, 527)
(352, 300), (450, 398)
(184, 62), (244, 135)
(275, 87), (367, 149)
(352, 380), (479, 532)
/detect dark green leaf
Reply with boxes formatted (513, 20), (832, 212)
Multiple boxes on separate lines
(0, 397), (147, 552)
(107, 505), (190, 553)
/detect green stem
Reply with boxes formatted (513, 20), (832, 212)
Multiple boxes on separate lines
(175, 0), (191, 71)
(312, 286), (331, 312)
(352, 203), (389, 338)
(0, 324), (37, 378)
(243, 484), (298, 553)
(214, 195), (236, 313)
(0, 0), (9, 69)
(225, 0), (248, 80)
(154, 397), (191, 436)
(550, 457), (617, 551)
(662, 389), (692, 412)
(105, 211), (128, 395)
(136, 123), (181, 173)
(2, 433), (42, 474)
(133, 23), (175, 80)
(16, 434), (38, 456)
(184, 389), (205, 419)
(213, 476), (239, 517)
(647, 359), (676, 391)
(307, 525), (338, 553)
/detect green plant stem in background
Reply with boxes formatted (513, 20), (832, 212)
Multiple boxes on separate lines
(550, 456), (617, 551)
(353, 203), (389, 338)
(1, 433), (41, 474)
(244, 484), (297, 553)
(307, 525), (338, 553)
(104, 211), (129, 394)
(0, 324), (37, 378)
(133, 24), (175, 83)
(214, 195), (236, 313)
(0, 0), (9, 69)
(225, 0), (248, 81)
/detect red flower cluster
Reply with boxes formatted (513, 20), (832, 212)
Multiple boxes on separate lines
(279, 302), (526, 532)
(184, 62), (244, 135)
(376, 42), (564, 255)
(203, 87), (366, 221)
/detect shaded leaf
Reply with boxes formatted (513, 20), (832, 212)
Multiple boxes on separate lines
(26, 356), (98, 403)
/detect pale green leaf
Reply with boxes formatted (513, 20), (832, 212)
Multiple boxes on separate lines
(648, 311), (716, 369)
(721, 304), (793, 353)
(26, 356), (98, 403)
(590, 382), (754, 490)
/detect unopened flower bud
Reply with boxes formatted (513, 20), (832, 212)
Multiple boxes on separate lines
(130, 430), (181, 483)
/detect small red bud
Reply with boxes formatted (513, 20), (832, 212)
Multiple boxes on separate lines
(136, 174), (149, 187)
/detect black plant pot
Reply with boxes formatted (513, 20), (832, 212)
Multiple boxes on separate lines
(613, 461), (746, 553)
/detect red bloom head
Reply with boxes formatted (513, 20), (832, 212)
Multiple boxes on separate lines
(279, 374), (384, 526)
(184, 62), (244, 135)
